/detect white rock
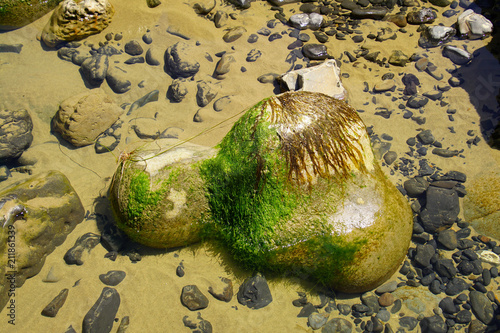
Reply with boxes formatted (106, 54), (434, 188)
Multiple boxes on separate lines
(477, 250), (500, 266)
(457, 9), (493, 39)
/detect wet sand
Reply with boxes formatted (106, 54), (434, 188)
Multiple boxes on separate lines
(0, 0), (499, 332)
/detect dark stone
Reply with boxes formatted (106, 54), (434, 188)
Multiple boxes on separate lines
(297, 303), (318, 317)
(322, 318), (353, 333)
(246, 49), (262, 62)
(41, 288), (69, 317)
(414, 243), (435, 267)
(142, 33), (152, 44)
(80, 54), (109, 87)
(176, 263), (185, 277)
(164, 42), (200, 78)
(420, 315), (447, 333)
(58, 47), (78, 62)
(106, 67), (131, 94)
(351, 8), (388, 20)
(432, 148), (461, 157)
(0, 44), (23, 53)
(181, 285), (209, 311)
(407, 95), (429, 109)
(99, 271), (126, 286)
(417, 129), (435, 145)
(0, 109), (33, 162)
(82, 287), (120, 333)
(337, 303), (351, 315)
(439, 297), (459, 314)
(124, 56), (145, 64)
(146, 48), (161, 66)
(167, 79), (188, 102)
(442, 45), (472, 65)
(399, 316), (418, 330)
(247, 34), (258, 43)
(437, 229), (458, 250)
(196, 81), (218, 107)
(402, 73), (420, 95)
(403, 177), (429, 197)
(127, 90), (159, 116)
(455, 309), (472, 324)
(124, 40), (143, 56)
(445, 277), (469, 296)
(64, 233), (101, 265)
(237, 273), (273, 309)
(268, 32), (282, 41)
(407, 8), (437, 24)
(418, 26), (456, 48)
(434, 259), (457, 279)
(469, 291), (494, 325)
(302, 43), (329, 60)
(420, 187), (459, 233)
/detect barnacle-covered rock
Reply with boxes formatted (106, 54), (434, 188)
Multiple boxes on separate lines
(41, 0), (115, 48)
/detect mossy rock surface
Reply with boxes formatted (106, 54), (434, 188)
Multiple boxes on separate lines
(109, 141), (216, 248)
(0, 0), (62, 30)
(200, 91), (413, 292)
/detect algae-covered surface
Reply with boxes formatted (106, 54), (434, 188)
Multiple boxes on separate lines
(0, 0), (499, 331)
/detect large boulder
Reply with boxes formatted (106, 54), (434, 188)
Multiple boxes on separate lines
(0, 109), (33, 163)
(0, 0), (62, 30)
(41, 0), (114, 48)
(164, 42), (200, 79)
(463, 169), (500, 240)
(0, 170), (85, 310)
(51, 89), (123, 147)
(200, 91), (413, 292)
(109, 141), (216, 248)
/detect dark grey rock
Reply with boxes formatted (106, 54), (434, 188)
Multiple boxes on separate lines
(337, 303), (351, 315)
(0, 109), (33, 163)
(302, 43), (329, 60)
(419, 315), (447, 333)
(142, 33), (152, 44)
(146, 47), (162, 66)
(214, 53), (235, 79)
(176, 263), (185, 277)
(361, 292), (380, 314)
(82, 287), (120, 333)
(417, 130), (435, 145)
(181, 285), (209, 310)
(414, 243), (435, 267)
(445, 277), (470, 296)
(383, 151), (397, 165)
(41, 288), (69, 317)
(407, 95), (429, 109)
(298, 303), (318, 317)
(124, 56), (144, 65)
(237, 273), (272, 309)
(99, 271), (126, 286)
(402, 73), (420, 95)
(442, 45), (472, 65)
(246, 49), (262, 62)
(351, 8), (388, 20)
(399, 316), (418, 330)
(81, 54), (109, 87)
(106, 67), (131, 94)
(0, 44), (23, 53)
(97, 45), (121, 57)
(419, 26), (456, 48)
(403, 177), (429, 197)
(63, 233), (101, 265)
(58, 47), (78, 62)
(213, 96), (231, 112)
(423, 90), (442, 101)
(124, 40), (143, 56)
(196, 81), (218, 107)
(322, 317), (353, 333)
(247, 34), (258, 43)
(127, 90), (159, 116)
(407, 8), (437, 24)
(164, 42), (200, 78)
(432, 148), (461, 157)
(257, 73), (279, 84)
(469, 291), (494, 325)
(435, 259), (457, 279)
(308, 312), (329, 330)
(183, 313), (213, 333)
(167, 79), (188, 102)
(223, 26), (246, 42)
(456, 309), (472, 324)
(437, 229), (458, 250)
(439, 297), (459, 314)
(420, 187), (459, 233)
(214, 10), (228, 28)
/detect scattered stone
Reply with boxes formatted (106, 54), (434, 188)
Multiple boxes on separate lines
(41, 288), (69, 317)
(51, 89), (123, 147)
(442, 45), (472, 65)
(417, 130), (435, 145)
(419, 315), (447, 333)
(223, 26), (246, 42)
(383, 151), (397, 165)
(375, 280), (398, 294)
(406, 95), (429, 109)
(373, 80), (395, 92)
(237, 273), (272, 309)
(388, 50), (409, 66)
(402, 73), (420, 95)
(213, 96), (231, 111)
(82, 287), (120, 333)
(181, 285), (209, 311)
(308, 312), (329, 330)
(146, 0), (161, 7)
(127, 90), (159, 115)
(164, 42), (200, 78)
(469, 291), (494, 325)
(414, 243), (435, 267)
(457, 9), (493, 39)
(302, 43), (329, 60)
(106, 66), (131, 94)
(64, 233), (101, 265)
(196, 81), (219, 107)
(99, 270), (126, 286)
(246, 49), (262, 62)
(257, 73), (279, 83)
(183, 313), (213, 333)
(208, 277), (233, 302)
(419, 26), (456, 48)
(214, 53), (235, 79)
(445, 277), (470, 296)
(351, 8), (388, 20)
(168, 79), (188, 102)
(407, 8), (437, 25)
(146, 47), (162, 66)
(322, 318), (353, 332)
(404, 177), (429, 197)
(124, 56), (144, 64)
(437, 229), (458, 250)
(124, 40), (143, 56)
(420, 186), (459, 233)
(0, 109), (33, 163)
(289, 13), (323, 30)
(192, 0), (215, 15)
(80, 54), (109, 87)
(378, 293), (395, 307)
(432, 148), (461, 157)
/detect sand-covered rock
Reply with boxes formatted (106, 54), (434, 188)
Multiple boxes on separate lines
(0, 170), (85, 311)
(41, 0), (115, 48)
(201, 91), (413, 292)
(464, 169), (500, 240)
(0, 109), (33, 163)
(0, 0), (62, 30)
(51, 89), (123, 147)
(109, 141), (217, 248)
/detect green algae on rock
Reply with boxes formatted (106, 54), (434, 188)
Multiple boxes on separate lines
(109, 141), (216, 249)
(200, 91), (413, 292)
(0, 0), (62, 30)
